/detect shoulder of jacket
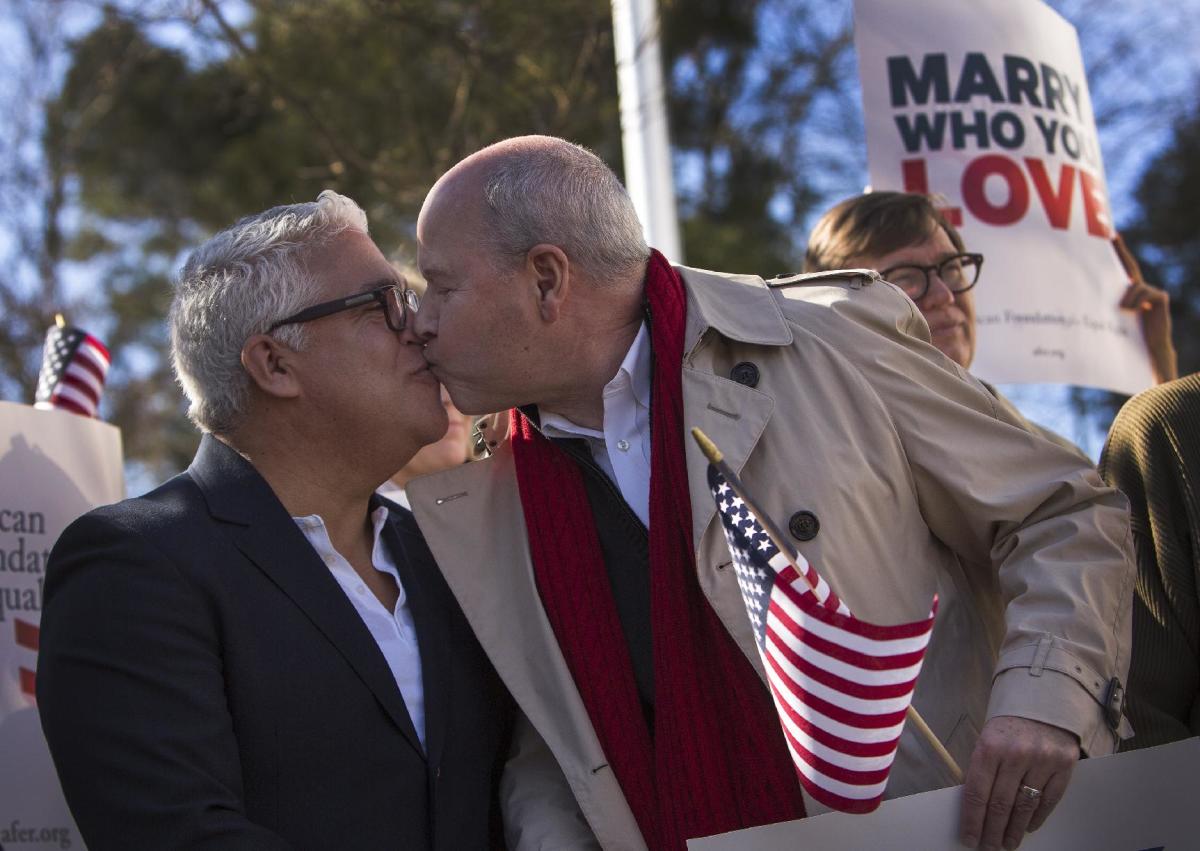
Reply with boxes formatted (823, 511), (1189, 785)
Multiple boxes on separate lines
(764, 268), (882, 290)
(78, 474), (195, 526)
(762, 266), (927, 348)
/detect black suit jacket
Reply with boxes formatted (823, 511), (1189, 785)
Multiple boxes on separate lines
(37, 436), (511, 850)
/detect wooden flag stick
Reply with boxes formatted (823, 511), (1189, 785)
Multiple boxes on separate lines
(691, 427), (965, 785)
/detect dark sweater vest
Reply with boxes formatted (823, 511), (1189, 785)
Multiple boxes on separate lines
(552, 437), (656, 729)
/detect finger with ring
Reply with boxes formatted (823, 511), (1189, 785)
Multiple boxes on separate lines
(1003, 777), (1051, 849)
(1026, 770), (1071, 834)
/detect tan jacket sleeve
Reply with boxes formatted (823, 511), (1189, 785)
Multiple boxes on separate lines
(501, 711), (602, 851)
(781, 279), (1135, 755)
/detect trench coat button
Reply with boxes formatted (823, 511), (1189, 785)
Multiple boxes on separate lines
(789, 510), (819, 541)
(730, 361), (760, 387)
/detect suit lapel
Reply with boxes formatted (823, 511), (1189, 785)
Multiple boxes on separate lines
(384, 516), (450, 768)
(188, 436), (425, 757)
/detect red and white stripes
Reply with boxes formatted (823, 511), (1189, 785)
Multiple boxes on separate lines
(763, 559), (937, 813)
(36, 331), (110, 418)
(14, 618), (39, 702)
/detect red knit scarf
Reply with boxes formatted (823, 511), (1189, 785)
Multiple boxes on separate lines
(510, 250), (805, 849)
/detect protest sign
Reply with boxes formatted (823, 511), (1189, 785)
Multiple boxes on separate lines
(853, 0), (1153, 393)
(0, 400), (124, 851)
(690, 736), (1200, 849)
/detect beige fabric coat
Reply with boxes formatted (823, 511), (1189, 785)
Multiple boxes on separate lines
(408, 266), (1135, 851)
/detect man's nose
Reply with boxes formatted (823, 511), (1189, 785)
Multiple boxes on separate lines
(921, 272), (956, 308)
(409, 299), (436, 343)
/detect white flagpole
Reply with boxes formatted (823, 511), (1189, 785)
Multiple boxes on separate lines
(611, 0), (684, 263)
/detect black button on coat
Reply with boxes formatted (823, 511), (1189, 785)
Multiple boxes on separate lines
(730, 362), (760, 387)
(789, 510), (820, 541)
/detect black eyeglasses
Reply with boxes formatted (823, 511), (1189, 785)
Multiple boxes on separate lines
(267, 283), (420, 333)
(880, 253), (984, 301)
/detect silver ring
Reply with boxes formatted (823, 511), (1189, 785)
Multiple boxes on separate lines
(1019, 784), (1042, 800)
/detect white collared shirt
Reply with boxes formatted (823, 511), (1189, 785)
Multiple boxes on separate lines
(293, 506), (425, 749)
(540, 322), (652, 527)
(376, 479), (410, 509)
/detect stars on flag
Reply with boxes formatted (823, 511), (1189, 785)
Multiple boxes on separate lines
(33, 324), (110, 418)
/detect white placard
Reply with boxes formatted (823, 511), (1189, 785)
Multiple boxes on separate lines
(691, 737), (1199, 849)
(0, 401), (124, 851)
(854, 0), (1153, 394)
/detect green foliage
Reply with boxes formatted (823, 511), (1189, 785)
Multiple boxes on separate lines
(35, 0), (623, 480)
(660, 0), (858, 275)
(4, 0), (1194, 484)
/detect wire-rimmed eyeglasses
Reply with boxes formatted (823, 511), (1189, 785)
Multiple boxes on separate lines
(267, 283), (420, 333)
(880, 253), (984, 301)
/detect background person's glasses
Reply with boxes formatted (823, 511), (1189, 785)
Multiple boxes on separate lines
(267, 284), (419, 333)
(881, 253), (984, 301)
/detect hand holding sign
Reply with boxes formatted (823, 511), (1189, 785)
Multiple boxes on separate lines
(958, 715), (1079, 850)
(855, 0), (1158, 393)
(1113, 234), (1178, 384)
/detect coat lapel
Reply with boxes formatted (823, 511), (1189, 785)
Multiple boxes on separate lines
(188, 436), (425, 757)
(677, 265), (790, 552)
(407, 450), (640, 835)
(681, 368), (776, 550)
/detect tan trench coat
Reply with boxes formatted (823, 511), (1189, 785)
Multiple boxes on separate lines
(408, 266), (1135, 850)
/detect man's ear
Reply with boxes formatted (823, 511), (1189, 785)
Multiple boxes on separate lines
(527, 244), (570, 323)
(241, 334), (302, 400)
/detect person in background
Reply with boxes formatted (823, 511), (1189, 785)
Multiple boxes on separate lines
(407, 135), (1134, 851)
(1099, 372), (1200, 749)
(379, 383), (474, 507)
(804, 191), (1178, 384)
(36, 191), (511, 850)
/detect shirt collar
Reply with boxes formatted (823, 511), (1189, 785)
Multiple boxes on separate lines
(292, 504), (392, 562)
(538, 321), (650, 440)
(613, 320), (651, 410)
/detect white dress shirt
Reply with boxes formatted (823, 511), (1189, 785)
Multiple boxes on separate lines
(293, 506), (426, 748)
(540, 321), (653, 527)
(376, 479), (411, 508)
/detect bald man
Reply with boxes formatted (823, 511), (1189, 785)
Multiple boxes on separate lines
(407, 136), (1133, 851)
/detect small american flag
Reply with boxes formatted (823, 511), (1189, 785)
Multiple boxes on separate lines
(708, 466), (938, 814)
(34, 323), (111, 418)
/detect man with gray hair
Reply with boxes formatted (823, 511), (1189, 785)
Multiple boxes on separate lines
(37, 191), (512, 850)
(408, 136), (1133, 851)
